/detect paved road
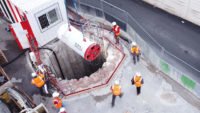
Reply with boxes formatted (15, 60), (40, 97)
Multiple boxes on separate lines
(103, 0), (200, 81)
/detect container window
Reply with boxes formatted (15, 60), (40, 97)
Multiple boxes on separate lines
(36, 5), (61, 32)
(38, 14), (49, 29)
(47, 9), (58, 24)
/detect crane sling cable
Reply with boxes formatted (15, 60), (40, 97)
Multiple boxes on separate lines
(64, 0), (71, 31)
(73, 0), (86, 42)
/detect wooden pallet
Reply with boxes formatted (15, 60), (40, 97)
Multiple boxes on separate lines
(0, 67), (9, 83)
(0, 49), (8, 66)
(0, 67), (12, 95)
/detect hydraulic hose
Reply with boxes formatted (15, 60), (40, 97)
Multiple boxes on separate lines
(39, 48), (65, 79)
(1, 47), (65, 79)
(1, 49), (29, 68)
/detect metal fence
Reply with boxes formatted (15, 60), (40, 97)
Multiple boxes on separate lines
(68, 0), (200, 98)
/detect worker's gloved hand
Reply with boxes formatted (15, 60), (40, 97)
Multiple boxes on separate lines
(131, 79), (134, 85)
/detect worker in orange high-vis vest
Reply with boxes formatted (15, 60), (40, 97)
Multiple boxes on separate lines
(110, 22), (120, 44)
(131, 72), (144, 95)
(52, 92), (63, 109)
(31, 72), (45, 94)
(111, 80), (123, 107)
(131, 42), (141, 64)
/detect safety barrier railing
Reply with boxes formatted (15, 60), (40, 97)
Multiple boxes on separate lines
(73, 0), (200, 98)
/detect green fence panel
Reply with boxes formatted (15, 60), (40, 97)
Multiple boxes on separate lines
(160, 60), (170, 74)
(181, 75), (196, 89)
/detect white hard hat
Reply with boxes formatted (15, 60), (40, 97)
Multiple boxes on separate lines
(59, 107), (66, 112)
(136, 72), (141, 77)
(114, 80), (119, 85)
(31, 73), (37, 77)
(112, 22), (116, 26)
(132, 42), (137, 46)
(52, 91), (59, 97)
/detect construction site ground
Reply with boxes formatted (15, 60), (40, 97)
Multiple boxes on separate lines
(29, 39), (200, 113)
(1, 14), (200, 113)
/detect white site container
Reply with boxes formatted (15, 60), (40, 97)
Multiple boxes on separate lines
(8, 0), (101, 61)
(58, 25), (101, 61)
(9, 0), (68, 49)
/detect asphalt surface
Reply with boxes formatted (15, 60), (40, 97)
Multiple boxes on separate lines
(104, 0), (200, 81)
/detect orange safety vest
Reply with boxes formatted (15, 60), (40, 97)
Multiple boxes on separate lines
(131, 46), (140, 54)
(112, 25), (120, 36)
(134, 76), (142, 87)
(111, 85), (121, 96)
(53, 97), (63, 108)
(31, 73), (45, 88)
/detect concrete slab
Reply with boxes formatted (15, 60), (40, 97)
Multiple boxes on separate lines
(60, 43), (200, 113)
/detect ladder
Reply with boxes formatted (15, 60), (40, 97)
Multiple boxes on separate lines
(27, 34), (41, 65)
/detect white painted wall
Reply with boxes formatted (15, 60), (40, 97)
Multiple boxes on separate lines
(26, 0), (68, 47)
(11, 23), (29, 49)
(9, 1), (21, 22)
(143, 0), (200, 26)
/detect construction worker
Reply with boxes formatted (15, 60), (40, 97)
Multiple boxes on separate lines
(111, 80), (123, 107)
(110, 22), (120, 44)
(59, 107), (67, 113)
(52, 91), (63, 109)
(131, 42), (141, 64)
(31, 72), (45, 94)
(131, 72), (144, 95)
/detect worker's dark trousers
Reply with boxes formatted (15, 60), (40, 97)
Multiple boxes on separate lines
(136, 87), (141, 95)
(133, 53), (140, 64)
(114, 35), (119, 44)
(39, 86), (44, 95)
(112, 94), (123, 107)
(39, 82), (49, 96)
